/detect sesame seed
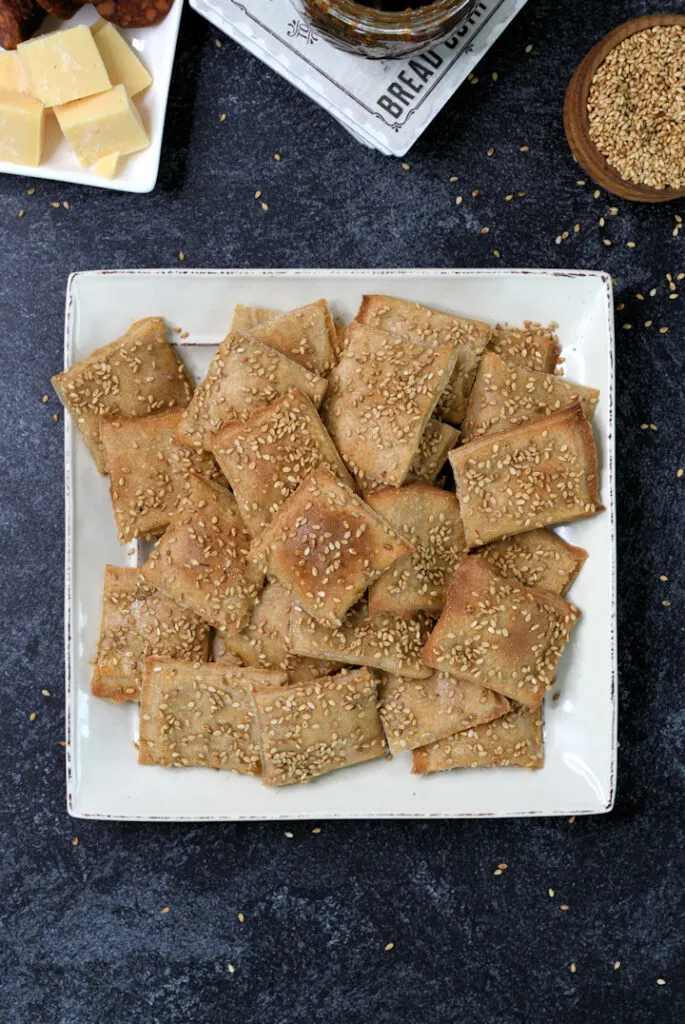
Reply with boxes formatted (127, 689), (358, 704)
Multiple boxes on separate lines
(27, 187), (35, 195)
(525, 44), (533, 53)
(576, 179), (585, 185)
(656, 978), (666, 985)
(480, 227), (490, 234)
(627, 241), (636, 248)
(472, 189), (479, 197)
(29, 712), (37, 722)
(548, 888), (555, 897)
(238, 912), (245, 922)
(274, 153), (282, 161)
(498, 863), (508, 870)
(570, 963), (577, 974)
(650, 288), (657, 296)
(254, 190), (261, 199)
(491, 72), (498, 82)
(603, 238), (612, 246)
(493, 868), (502, 876)
(384, 942), (394, 951)
(401, 162), (410, 170)
(623, 324), (632, 330)
(18, 209), (24, 218)
(161, 907), (170, 914)
(505, 193), (514, 201)
(659, 326), (669, 333)
(312, 827), (321, 834)
(449, 175), (458, 182)
(63, 201), (70, 210)
(41, 689), (51, 697)
(614, 961), (621, 969)
(594, 189), (601, 199)
(493, 249), (501, 258)
(42, 394), (49, 403)
(228, 964), (235, 974)
(178, 251), (185, 261)
(261, 202), (269, 211)
(610, 207), (618, 215)
(51, 201), (60, 208)
(650, 423), (657, 431)
(219, 113), (227, 122)
(520, 145), (529, 152)
(568, 816), (575, 823)
(215, 38), (222, 47)
(487, 147), (495, 156)
(677, 468), (683, 478)
(560, 904), (569, 911)
(640, 423), (649, 429)
(645, 320), (653, 327)
(284, 830), (293, 838)
(660, 575), (668, 581)
(53, 413), (59, 423)
(662, 600), (671, 607)
(456, 196), (463, 205)
(71, 837), (79, 846)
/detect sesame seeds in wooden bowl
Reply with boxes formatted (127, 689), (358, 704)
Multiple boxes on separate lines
(563, 15), (685, 203)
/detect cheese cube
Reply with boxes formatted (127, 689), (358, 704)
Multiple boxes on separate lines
(18, 25), (111, 108)
(92, 151), (120, 179)
(0, 52), (29, 95)
(0, 89), (44, 167)
(55, 84), (148, 166)
(91, 20), (152, 98)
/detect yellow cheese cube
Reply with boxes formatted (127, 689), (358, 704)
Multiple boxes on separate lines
(0, 89), (44, 167)
(0, 52), (29, 95)
(18, 25), (111, 108)
(55, 85), (148, 166)
(92, 151), (120, 179)
(91, 20), (152, 98)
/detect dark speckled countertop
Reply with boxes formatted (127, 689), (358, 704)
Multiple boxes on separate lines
(0, 1), (683, 1021)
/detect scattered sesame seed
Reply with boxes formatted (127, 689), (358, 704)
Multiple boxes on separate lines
(178, 251), (185, 261)
(228, 964), (235, 974)
(650, 288), (657, 296)
(254, 190), (261, 199)
(525, 44), (533, 53)
(610, 207), (618, 215)
(677, 468), (683, 478)
(493, 868), (502, 876)
(636, 293), (644, 300)
(520, 145), (529, 152)
(401, 162), (410, 170)
(238, 912), (245, 923)
(384, 943), (395, 951)
(53, 413), (59, 423)
(219, 113), (227, 122)
(27, 187), (35, 195)
(668, 292), (679, 299)
(570, 963), (577, 974)
(645, 320), (653, 327)
(594, 189), (601, 199)
(469, 76), (479, 85)
(71, 837), (79, 846)
(573, 223), (580, 232)
(576, 179), (585, 185)
(480, 226), (490, 234)
(518, 191), (526, 197)
(650, 423), (657, 431)
(491, 72), (498, 82)
(42, 394), (49, 403)
(493, 249), (501, 258)
(548, 888), (555, 897)
(215, 38), (222, 48)
(59, 741), (66, 748)
(41, 689), (51, 697)
(505, 193), (514, 201)
(498, 863), (508, 870)
(274, 153), (282, 161)
(18, 209), (24, 218)
(29, 712), (37, 722)
(614, 961), (621, 969)
(472, 189), (479, 197)
(568, 816), (575, 823)
(51, 201), (60, 208)
(312, 827), (321, 834)
(161, 907), (170, 914)
(640, 423), (649, 430)
(617, 303), (624, 310)
(449, 175), (458, 182)
(659, 326), (669, 333)
(599, 217), (605, 227)
(603, 238), (612, 246)
(487, 147), (495, 157)
(656, 978), (666, 986)
(63, 201), (70, 210)
(261, 202), (269, 211)
(622, 324), (632, 330)
(662, 600), (671, 607)
(560, 904), (569, 911)
(456, 196), (463, 205)
(284, 830), (293, 838)
(627, 241), (636, 248)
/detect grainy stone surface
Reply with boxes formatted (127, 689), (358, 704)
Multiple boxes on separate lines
(0, 1), (683, 1022)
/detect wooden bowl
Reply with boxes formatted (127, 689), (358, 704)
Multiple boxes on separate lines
(563, 15), (685, 202)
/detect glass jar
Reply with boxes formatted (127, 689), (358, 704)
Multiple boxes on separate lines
(296, 0), (479, 59)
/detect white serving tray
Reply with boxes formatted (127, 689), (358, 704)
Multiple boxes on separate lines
(0, 3), (182, 192)
(64, 268), (616, 820)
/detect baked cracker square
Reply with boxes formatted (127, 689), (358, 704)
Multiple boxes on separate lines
(479, 528), (588, 595)
(249, 465), (412, 627)
(139, 659), (288, 773)
(252, 667), (386, 786)
(322, 321), (457, 489)
(52, 316), (193, 474)
(412, 703), (544, 774)
(421, 555), (580, 705)
(91, 565), (211, 703)
(210, 389), (355, 538)
(488, 323), (561, 374)
(366, 483), (468, 618)
(140, 474), (263, 634)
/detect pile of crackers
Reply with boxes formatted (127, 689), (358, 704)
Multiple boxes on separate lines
(53, 295), (602, 786)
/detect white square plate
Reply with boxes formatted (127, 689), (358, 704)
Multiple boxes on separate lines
(0, 4), (182, 192)
(64, 268), (617, 820)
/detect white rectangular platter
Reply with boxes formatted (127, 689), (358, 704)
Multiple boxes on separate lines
(64, 268), (616, 820)
(0, 3), (182, 192)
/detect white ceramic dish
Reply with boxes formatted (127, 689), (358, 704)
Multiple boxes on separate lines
(0, 4), (182, 193)
(63, 268), (617, 820)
